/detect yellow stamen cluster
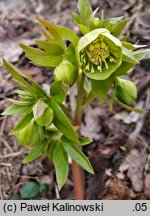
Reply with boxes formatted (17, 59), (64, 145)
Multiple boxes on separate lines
(80, 38), (117, 73)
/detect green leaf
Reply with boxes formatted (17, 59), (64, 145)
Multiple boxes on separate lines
(76, 24), (89, 35)
(115, 98), (146, 114)
(53, 141), (69, 190)
(39, 184), (49, 193)
(2, 104), (30, 116)
(79, 137), (92, 146)
(20, 44), (63, 68)
(114, 61), (135, 76)
(35, 40), (64, 54)
(48, 99), (79, 143)
(122, 46), (139, 63)
(56, 26), (79, 47)
(20, 182), (40, 199)
(3, 59), (36, 97)
(50, 81), (67, 104)
(3, 59), (47, 98)
(62, 142), (94, 174)
(103, 16), (124, 26)
(37, 17), (65, 50)
(121, 41), (147, 50)
(133, 49), (150, 61)
(10, 111), (33, 135)
(62, 135), (92, 146)
(33, 99), (47, 120)
(77, 0), (92, 27)
(108, 19), (128, 37)
(47, 139), (57, 160)
(9, 99), (34, 106)
(23, 139), (49, 163)
(72, 12), (81, 24)
(91, 77), (113, 102)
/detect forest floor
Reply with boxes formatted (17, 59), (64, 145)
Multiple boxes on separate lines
(0, 0), (150, 200)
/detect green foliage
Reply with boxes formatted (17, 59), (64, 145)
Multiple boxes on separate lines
(54, 60), (78, 87)
(20, 182), (40, 199)
(2, 0), (150, 191)
(115, 78), (137, 105)
(20, 181), (49, 199)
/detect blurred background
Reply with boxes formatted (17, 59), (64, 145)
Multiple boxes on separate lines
(0, 0), (150, 200)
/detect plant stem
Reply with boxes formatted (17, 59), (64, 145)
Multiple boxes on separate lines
(72, 73), (85, 200)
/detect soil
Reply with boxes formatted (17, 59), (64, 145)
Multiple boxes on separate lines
(0, 0), (150, 200)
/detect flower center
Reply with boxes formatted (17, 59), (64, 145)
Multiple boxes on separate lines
(86, 41), (109, 66)
(80, 38), (117, 73)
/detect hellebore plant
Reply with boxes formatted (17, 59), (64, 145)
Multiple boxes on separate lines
(2, 0), (150, 199)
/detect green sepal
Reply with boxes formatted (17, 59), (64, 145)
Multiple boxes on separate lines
(23, 139), (49, 163)
(76, 29), (122, 80)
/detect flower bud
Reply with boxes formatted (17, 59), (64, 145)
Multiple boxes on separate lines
(116, 78), (137, 105)
(54, 60), (77, 86)
(16, 119), (44, 146)
(76, 28), (122, 80)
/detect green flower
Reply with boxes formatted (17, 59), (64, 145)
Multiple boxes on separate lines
(76, 28), (122, 80)
(54, 60), (77, 86)
(116, 78), (137, 105)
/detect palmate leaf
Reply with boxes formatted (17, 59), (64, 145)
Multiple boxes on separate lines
(107, 19), (128, 37)
(35, 40), (64, 54)
(56, 26), (79, 47)
(48, 99), (79, 143)
(23, 139), (49, 163)
(37, 17), (65, 50)
(2, 103), (30, 116)
(3, 59), (47, 98)
(53, 141), (69, 190)
(20, 44), (63, 68)
(62, 141), (94, 174)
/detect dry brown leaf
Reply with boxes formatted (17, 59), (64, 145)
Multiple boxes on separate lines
(103, 176), (135, 200)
